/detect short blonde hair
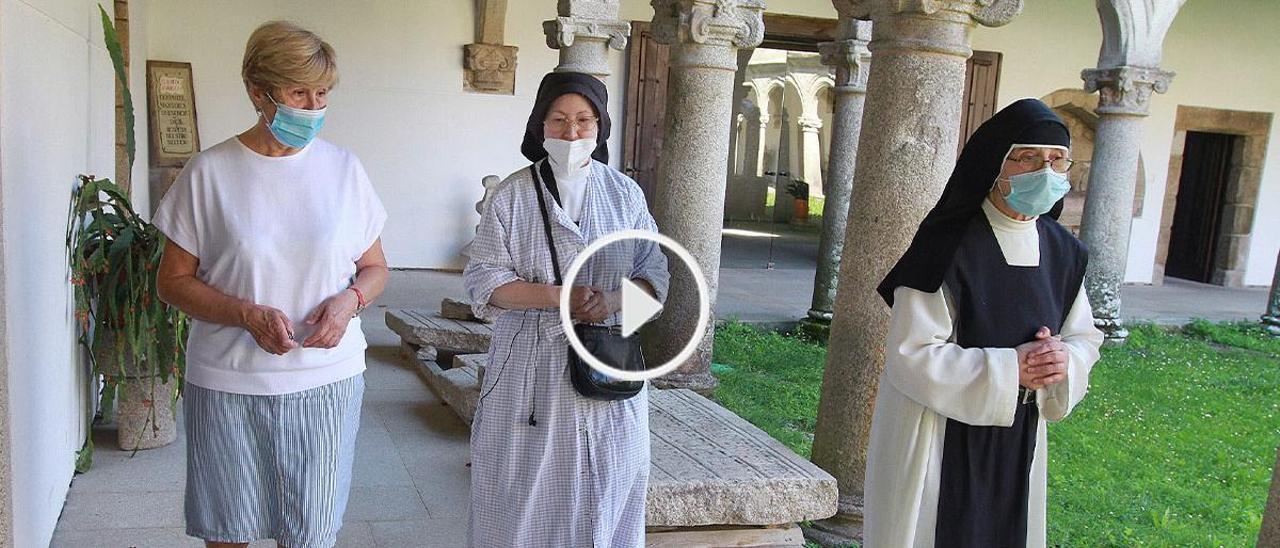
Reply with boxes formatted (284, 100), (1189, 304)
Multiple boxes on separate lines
(241, 21), (338, 93)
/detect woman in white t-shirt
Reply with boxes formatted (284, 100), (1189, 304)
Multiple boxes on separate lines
(153, 21), (387, 548)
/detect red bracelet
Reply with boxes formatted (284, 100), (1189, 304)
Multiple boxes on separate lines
(348, 286), (368, 308)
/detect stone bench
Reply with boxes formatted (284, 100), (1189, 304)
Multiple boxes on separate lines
(386, 309), (493, 356)
(401, 346), (836, 543)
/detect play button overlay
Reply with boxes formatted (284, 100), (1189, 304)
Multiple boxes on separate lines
(620, 278), (663, 337)
(559, 230), (710, 382)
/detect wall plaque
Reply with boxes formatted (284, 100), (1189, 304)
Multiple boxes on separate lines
(146, 60), (200, 168)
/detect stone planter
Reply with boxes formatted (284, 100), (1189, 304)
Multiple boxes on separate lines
(93, 330), (179, 450)
(115, 375), (178, 450)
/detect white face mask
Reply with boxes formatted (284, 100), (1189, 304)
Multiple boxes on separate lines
(543, 138), (595, 179)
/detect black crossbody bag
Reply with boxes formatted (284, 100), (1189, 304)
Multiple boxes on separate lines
(530, 164), (645, 401)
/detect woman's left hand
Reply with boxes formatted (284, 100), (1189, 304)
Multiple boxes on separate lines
(573, 287), (621, 324)
(1022, 326), (1068, 388)
(302, 289), (360, 348)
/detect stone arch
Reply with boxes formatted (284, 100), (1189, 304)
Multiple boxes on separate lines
(1040, 88), (1146, 235)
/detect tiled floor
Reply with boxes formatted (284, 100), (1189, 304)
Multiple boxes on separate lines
(51, 307), (473, 547)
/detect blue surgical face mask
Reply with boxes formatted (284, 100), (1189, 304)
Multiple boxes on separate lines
(1003, 167), (1071, 217)
(262, 94), (326, 148)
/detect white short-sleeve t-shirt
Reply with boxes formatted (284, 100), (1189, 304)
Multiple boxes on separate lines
(152, 136), (387, 395)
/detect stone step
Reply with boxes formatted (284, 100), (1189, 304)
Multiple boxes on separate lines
(401, 349), (837, 530)
(386, 309), (493, 354)
(644, 524), (804, 547)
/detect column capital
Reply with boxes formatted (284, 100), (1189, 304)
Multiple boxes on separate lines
(543, 16), (631, 52)
(1082, 65), (1174, 116)
(818, 35), (871, 92)
(798, 116), (824, 131)
(835, 0), (1022, 27)
(835, 0), (1020, 57)
(650, 0), (765, 69)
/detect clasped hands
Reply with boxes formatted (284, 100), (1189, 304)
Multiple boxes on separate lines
(563, 285), (621, 324)
(241, 290), (360, 355)
(1015, 326), (1069, 391)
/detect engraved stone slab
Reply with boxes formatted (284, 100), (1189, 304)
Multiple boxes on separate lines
(646, 389), (838, 527)
(395, 345), (837, 528)
(386, 309), (493, 354)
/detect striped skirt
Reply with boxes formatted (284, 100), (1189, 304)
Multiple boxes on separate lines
(183, 374), (364, 548)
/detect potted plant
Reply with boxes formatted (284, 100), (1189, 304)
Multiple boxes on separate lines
(786, 180), (810, 223)
(66, 6), (188, 457)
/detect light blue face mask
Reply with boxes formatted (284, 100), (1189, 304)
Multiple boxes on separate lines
(1004, 167), (1071, 217)
(263, 94), (326, 148)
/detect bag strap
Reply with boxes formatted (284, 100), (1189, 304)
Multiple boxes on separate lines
(530, 163), (563, 286)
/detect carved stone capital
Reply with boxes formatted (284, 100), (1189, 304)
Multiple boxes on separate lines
(650, 0), (765, 69)
(463, 43), (518, 95)
(818, 37), (871, 92)
(1081, 65), (1174, 116)
(836, 0), (1022, 27)
(543, 16), (630, 52)
(835, 0), (1021, 57)
(798, 116), (824, 131)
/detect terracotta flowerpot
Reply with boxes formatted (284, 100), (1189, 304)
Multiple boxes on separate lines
(793, 198), (809, 222)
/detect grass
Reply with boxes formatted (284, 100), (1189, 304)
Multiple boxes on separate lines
(711, 321), (826, 458)
(711, 321), (1280, 545)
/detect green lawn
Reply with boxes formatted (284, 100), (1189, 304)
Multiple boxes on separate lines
(711, 321), (1280, 545)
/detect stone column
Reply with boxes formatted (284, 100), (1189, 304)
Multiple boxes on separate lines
(756, 114), (770, 178)
(798, 116), (825, 196)
(1261, 446), (1280, 546)
(771, 110), (795, 224)
(544, 0), (631, 78)
(1077, 0), (1183, 343)
(1263, 250), (1280, 336)
(804, 20), (871, 331)
(805, 1), (1022, 543)
(742, 105), (763, 178)
(646, 0), (764, 393)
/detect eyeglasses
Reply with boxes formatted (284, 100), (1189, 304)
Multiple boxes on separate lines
(1006, 156), (1076, 173)
(544, 115), (599, 135)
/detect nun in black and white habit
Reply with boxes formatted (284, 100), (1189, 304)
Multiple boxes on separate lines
(464, 72), (669, 547)
(864, 99), (1104, 547)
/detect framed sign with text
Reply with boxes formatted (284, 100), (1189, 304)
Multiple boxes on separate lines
(146, 60), (200, 167)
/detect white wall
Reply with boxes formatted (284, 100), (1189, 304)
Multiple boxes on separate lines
(972, 0), (1280, 286)
(143, 0), (1278, 282)
(0, 0), (128, 544)
(145, 0), (838, 270)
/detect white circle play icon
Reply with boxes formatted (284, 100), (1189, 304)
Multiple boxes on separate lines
(558, 230), (710, 382)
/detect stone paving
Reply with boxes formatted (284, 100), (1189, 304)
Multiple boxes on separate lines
(52, 308), (474, 547)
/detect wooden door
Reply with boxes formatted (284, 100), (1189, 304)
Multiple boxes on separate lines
(622, 21), (670, 210)
(958, 51), (1002, 153)
(1167, 131), (1236, 283)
